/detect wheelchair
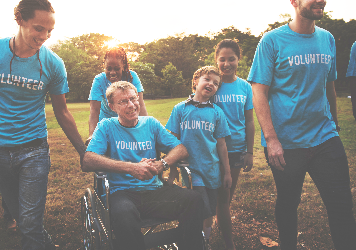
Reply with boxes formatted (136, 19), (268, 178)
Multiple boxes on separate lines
(81, 163), (207, 250)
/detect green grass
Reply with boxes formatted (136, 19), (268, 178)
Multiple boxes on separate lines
(0, 97), (355, 249)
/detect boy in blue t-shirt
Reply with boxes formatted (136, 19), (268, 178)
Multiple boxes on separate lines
(166, 66), (231, 245)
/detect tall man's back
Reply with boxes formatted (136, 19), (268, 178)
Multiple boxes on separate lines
(247, 0), (356, 249)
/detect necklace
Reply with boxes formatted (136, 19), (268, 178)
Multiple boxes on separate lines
(9, 37), (43, 80)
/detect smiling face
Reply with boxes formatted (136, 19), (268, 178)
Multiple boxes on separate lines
(194, 73), (220, 101)
(216, 47), (239, 78)
(109, 88), (140, 127)
(295, 0), (326, 20)
(104, 57), (124, 83)
(17, 10), (55, 52)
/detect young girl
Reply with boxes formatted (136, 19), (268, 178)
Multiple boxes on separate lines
(214, 39), (255, 250)
(87, 47), (148, 144)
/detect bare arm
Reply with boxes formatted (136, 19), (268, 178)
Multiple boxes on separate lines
(152, 144), (189, 173)
(243, 109), (255, 172)
(86, 100), (101, 145)
(325, 81), (340, 131)
(138, 92), (148, 116)
(217, 137), (232, 189)
(251, 82), (285, 170)
(167, 131), (181, 185)
(82, 152), (159, 181)
(50, 94), (86, 161)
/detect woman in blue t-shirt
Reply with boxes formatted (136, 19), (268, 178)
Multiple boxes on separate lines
(87, 47), (148, 144)
(214, 39), (255, 250)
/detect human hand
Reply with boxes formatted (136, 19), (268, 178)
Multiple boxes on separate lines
(266, 138), (285, 171)
(223, 172), (232, 189)
(167, 166), (179, 186)
(131, 158), (159, 181)
(243, 153), (253, 172)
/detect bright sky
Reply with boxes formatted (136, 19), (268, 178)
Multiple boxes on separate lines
(1, 0), (354, 46)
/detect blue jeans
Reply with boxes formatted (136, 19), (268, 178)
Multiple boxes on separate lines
(0, 138), (51, 250)
(110, 185), (204, 250)
(265, 136), (356, 250)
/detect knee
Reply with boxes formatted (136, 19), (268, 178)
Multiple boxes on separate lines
(110, 199), (140, 225)
(186, 189), (204, 208)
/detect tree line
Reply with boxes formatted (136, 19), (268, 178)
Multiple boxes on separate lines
(50, 13), (356, 102)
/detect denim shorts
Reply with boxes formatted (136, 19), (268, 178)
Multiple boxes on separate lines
(228, 151), (246, 169)
(193, 186), (217, 219)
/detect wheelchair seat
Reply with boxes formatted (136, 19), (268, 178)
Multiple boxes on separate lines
(81, 165), (203, 250)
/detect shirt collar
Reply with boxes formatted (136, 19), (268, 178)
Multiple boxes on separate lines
(185, 94), (214, 108)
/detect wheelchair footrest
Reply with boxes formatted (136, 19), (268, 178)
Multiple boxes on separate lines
(144, 227), (180, 249)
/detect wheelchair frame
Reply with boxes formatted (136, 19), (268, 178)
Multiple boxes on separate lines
(81, 165), (206, 250)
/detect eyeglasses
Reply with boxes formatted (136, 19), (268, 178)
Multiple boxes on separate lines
(9, 37), (42, 83)
(117, 96), (139, 106)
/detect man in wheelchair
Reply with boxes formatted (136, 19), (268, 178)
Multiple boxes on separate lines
(82, 81), (204, 250)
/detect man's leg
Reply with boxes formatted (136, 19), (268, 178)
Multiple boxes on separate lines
(2, 197), (16, 230)
(0, 147), (20, 234)
(109, 190), (145, 250)
(140, 186), (204, 250)
(266, 148), (308, 250)
(308, 136), (356, 250)
(17, 142), (51, 250)
(350, 80), (356, 120)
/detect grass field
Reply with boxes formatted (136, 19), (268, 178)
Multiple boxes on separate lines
(0, 96), (355, 249)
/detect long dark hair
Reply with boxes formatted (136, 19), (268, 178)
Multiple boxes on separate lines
(215, 39), (242, 62)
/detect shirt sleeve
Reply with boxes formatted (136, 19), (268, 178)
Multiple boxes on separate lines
(86, 119), (109, 155)
(326, 35), (337, 82)
(89, 74), (104, 101)
(247, 35), (275, 86)
(130, 70), (144, 93)
(244, 81), (254, 110)
(154, 117), (181, 154)
(346, 42), (356, 77)
(213, 108), (231, 139)
(165, 105), (181, 136)
(48, 56), (69, 95)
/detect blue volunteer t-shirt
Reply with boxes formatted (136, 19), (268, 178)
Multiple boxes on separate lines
(88, 71), (143, 121)
(346, 42), (356, 77)
(87, 116), (181, 193)
(0, 37), (69, 147)
(247, 24), (338, 149)
(213, 78), (253, 153)
(165, 101), (230, 189)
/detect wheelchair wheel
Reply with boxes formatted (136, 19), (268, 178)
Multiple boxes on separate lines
(82, 188), (94, 250)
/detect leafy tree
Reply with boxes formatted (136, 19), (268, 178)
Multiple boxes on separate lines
(52, 43), (96, 101)
(129, 61), (160, 96)
(264, 14), (292, 33)
(140, 34), (200, 79)
(119, 42), (144, 61)
(51, 33), (112, 101)
(161, 62), (186, 97)
(68, 33), (112, 61)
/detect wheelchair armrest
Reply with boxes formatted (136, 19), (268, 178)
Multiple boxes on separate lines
(176, 162), (192, 190)
(95, 171), (107, 178)
(94, 172), (110, 209)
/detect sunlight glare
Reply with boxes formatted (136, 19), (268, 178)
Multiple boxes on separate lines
(104, 39), (121, 49)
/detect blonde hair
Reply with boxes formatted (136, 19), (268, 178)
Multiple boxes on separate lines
(191, 66), (221, 92)
(106, 81), (138, 104)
